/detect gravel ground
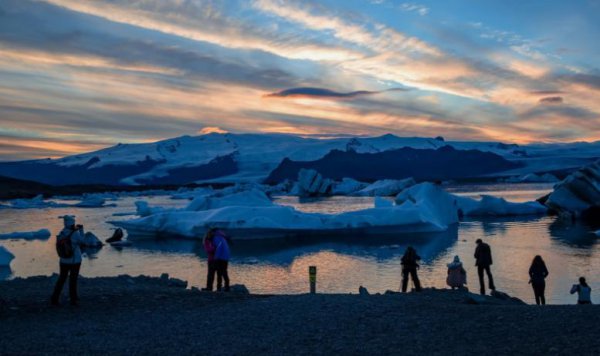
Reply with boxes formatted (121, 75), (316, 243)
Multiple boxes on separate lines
(1, 275), (598, 355)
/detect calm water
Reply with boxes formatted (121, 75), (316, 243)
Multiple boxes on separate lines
(1, 183), (598, 305)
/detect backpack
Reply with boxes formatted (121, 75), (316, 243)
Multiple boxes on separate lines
(56, 229), (76, 258)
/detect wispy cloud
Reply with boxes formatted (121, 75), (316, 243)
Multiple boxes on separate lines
(399, 3), (429, 16)
(265, 87), (407, 99)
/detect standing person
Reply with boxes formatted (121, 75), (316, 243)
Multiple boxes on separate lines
(51, 215), (84, 306)
(528, 255), (549, 305)
(446, 255), (467, 290)
(400, 246), (422, 293)
(201, 228), (217, 291)
(213, 229), (231, 292)
(474, 238), (495, 295)
(570, 277), (592, 305)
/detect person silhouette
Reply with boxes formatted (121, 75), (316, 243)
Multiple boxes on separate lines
(401, 246), (422, 292)
(528, 255), (549, 305)
(474, 239), (495, 295)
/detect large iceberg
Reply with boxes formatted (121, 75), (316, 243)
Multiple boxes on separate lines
(0, 246), (14, 266)
(545, 160), (600, 219)
(185, 189), (273, 211)
(0, 229), (51, 240)
(112, 182), (460, 240)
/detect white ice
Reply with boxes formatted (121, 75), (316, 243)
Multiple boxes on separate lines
(454, 195), (547, 216)
(356, 178), (416, 196)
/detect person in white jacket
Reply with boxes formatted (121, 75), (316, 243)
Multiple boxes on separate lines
(51, 215), (84, 306)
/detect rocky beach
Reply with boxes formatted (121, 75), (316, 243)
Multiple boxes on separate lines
(1, 275), (598, 355)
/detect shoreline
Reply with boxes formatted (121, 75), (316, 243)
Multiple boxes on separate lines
(1, 275), (598, 355)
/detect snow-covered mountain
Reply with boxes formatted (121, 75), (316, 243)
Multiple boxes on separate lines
(0, 133), (599, 186)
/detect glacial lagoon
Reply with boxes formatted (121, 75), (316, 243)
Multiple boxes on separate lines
(1, 183), (598, 305)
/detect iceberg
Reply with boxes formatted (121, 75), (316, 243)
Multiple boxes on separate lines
(545, 161), (600, 219)
(454, 195), (547, 216)
(135, 201), (169, 217)
(185, 189), (273, 211)
(356, 178), (416, 196)
(111, 182), (460, 240)
(0, 229), (51, 240)
(82, 232), (103, 247)
(291, 169), (333, 197)
(0, 246), (14, 266)
(331, 178), (369, 195)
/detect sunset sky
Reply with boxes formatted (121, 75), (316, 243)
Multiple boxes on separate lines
(1, 0), (599, 160)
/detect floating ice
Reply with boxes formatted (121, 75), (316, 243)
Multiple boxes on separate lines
(0, 246), (14, 266)
(0, 229), (51, 240)
(331, 178), (368, 195)
(112, 182), (460, 240)
(357, 178), (416, 196)
(454, 195), (547, 216)
(185, 189), (272, 211)
(82, 232), (103, 247)
(291, 169), (333, 197)
(545, 160), (600, 218)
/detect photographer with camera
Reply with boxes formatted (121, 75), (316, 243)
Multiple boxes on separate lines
(51, 215), (84, 306)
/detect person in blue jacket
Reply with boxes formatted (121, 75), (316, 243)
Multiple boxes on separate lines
(213, 229), (231, 292)
(51, 215), (84, 306)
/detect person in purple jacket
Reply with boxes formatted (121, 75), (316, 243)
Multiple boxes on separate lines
(213, 229), (231, 292)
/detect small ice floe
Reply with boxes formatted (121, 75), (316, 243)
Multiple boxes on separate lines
(357, 178), (416, 196)
(0, 246), (15, 266)
(0, 229), (51, 240)
(453, 195), (547, 217)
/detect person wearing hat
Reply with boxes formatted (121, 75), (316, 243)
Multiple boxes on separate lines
(51, 215), (84, 306)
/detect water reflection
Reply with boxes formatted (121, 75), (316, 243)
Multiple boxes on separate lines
(548, 218), (600, 247)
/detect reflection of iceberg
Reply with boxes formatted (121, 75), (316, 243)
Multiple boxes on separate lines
(549, 219), (600, 247)
(124, 225), (458, 266)
(112, 183), (460, 240)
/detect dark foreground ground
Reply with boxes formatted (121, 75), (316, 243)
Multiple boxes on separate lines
(1, 275), (598, 355)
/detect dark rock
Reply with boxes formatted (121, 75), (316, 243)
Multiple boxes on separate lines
(358, 286), (369, 296)
(167, 278), (187, 288)
(160, 273), (169, 281)
(229, 284), (250, 294)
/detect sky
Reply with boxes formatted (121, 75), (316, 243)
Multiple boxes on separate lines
(1, 0), (600, 160)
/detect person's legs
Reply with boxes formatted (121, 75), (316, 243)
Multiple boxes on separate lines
(477, 266), (485, 295)
(540, 281), (546, 305)
(205, 261), (216, 291)
(216, 260), (223, 291)
(532, 284), (541, 305)
(221, 261), (230, 291)
(485, 266), (495, 291)
(51, 263), (69, 304)
(401, 269), (409, 292)
(410, 268), (422, 291)
(69, 263), (81, 305)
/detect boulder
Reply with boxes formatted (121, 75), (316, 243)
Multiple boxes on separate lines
(229, 284), (250, 294)
(167, 278), (188, 288)
(358, 286), (370, 296)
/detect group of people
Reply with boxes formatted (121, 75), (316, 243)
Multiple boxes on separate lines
(50, 216), (592, 306)
(400, 238), (593, 305)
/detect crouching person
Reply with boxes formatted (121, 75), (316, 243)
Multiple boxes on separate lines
(51, 215), (84, 306)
